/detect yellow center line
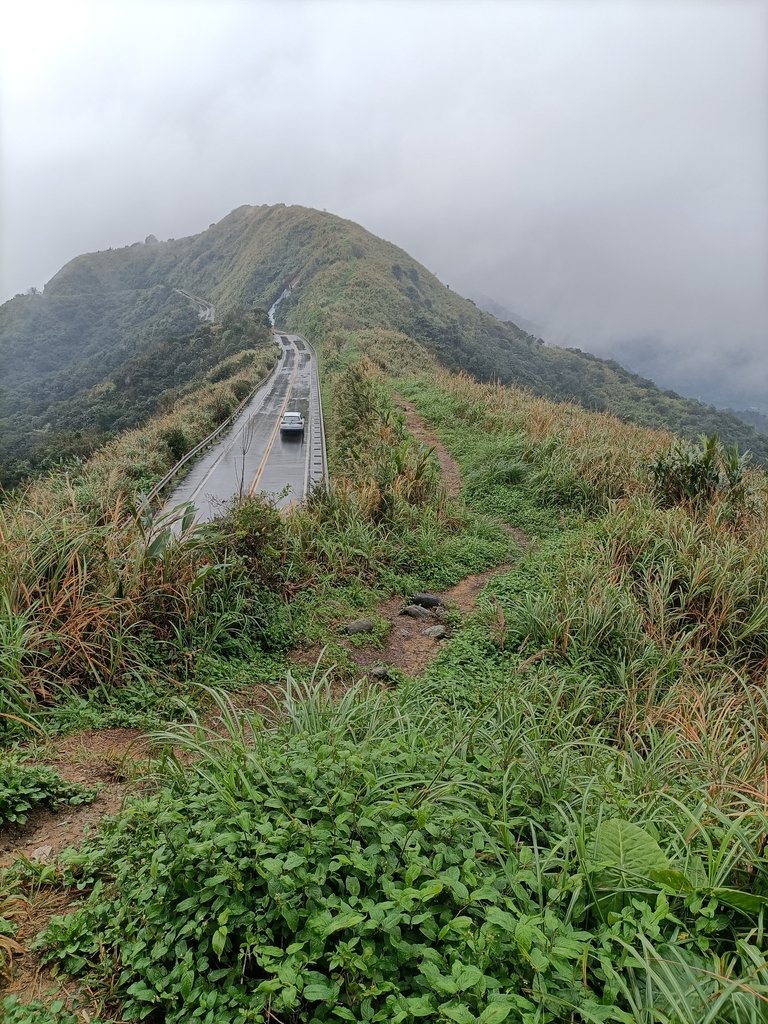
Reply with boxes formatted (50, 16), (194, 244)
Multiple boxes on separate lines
(248, 342), (300, 497)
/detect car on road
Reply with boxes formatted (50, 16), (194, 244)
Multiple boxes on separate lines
(280, 411), (305, 435)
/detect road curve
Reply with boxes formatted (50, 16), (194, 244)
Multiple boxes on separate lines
(162, 334), (323, 524)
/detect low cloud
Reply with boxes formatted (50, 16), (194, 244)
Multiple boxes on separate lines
(1, 0), (766, 408)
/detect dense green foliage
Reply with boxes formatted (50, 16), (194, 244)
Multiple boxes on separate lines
(0, 298), (273, 488)
(4, 338), (768, 1020)
(730, 407), (768, 436)
(33, 660), (768, 1023)
(0, 753), (96, 826)
(2, 214), (768, 1021)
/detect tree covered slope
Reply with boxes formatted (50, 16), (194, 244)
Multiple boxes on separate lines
(2, 203), (765, 489)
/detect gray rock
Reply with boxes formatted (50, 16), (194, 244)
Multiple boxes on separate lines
(400, 604), (432, 620)
(411, 592), (444, 608)
(369, 666), (390, 680)
(345, 618), (375, 635)
(422, 625), (448, 640)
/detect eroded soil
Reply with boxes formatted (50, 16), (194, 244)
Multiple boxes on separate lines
(0, 729), (151, 870)
(1, 729), (152, 1013)
(343, 567), (513, 678)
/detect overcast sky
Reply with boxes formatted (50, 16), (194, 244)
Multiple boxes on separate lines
(1, 0), (766, 407)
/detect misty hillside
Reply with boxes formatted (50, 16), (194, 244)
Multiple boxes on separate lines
(0, 282), (273, 486)
(731, 407), (768, 437)
(2, 203), (766, 487)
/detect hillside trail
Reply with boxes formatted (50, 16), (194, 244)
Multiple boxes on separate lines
(349, 395), (528, 677)
(1, 396), (528, 1009)
(394, 392), (529, 549)
(394, 393), (465, 500)
(295, 395), (530, 680)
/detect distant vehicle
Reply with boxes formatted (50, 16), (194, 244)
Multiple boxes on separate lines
(279, 411), (305, 435)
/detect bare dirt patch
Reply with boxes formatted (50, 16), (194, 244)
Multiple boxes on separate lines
(393, 393), (463, 499)
(0, 729), (150, 869)
(342, 566), (515, 679)
(290, 568), (517, 684)
(1, 890), (92, 1010)
(1, 729), (152, 1013)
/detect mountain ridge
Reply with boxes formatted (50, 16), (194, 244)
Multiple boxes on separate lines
(2, 203), (766, 488)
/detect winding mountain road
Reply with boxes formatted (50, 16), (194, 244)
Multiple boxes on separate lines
(162, 333), (326, 524)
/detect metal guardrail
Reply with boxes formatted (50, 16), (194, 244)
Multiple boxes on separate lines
(142, 357), (280, 508)
(143, 331), (328, 513)
(301, 335), (329, 491)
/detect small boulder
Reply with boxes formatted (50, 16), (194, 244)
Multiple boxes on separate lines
(422, 625), (448, 640)
(411, 593), (444, 608)
(345, 618), (375, 635)
(400, 604), (432, 620)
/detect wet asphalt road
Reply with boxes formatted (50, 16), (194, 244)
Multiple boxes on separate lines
(162, 334), (314, 523)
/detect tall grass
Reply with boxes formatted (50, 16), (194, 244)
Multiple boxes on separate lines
(0, 350), (278, 725)
(287, 358), (508, 603)
(0, 348), (510, 727)
(3, 327), (768, 1020)
(394, 369), (671, 510)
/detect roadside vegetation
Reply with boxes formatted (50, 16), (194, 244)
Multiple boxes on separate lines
(2, 324), (768, 1021)
(0, 334), (280, 739)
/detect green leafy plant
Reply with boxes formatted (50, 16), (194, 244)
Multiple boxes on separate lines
(650, 433), (753, 510)
(0, 753), (97, 826)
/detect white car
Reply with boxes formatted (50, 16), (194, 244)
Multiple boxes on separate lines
(279, 411), (305, 435)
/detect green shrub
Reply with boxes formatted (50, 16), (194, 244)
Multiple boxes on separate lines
(650, 433), (752, 510)
(0, 753), (97, 826)
(211, 497), (292, 591)
(159, 426), (191, 462)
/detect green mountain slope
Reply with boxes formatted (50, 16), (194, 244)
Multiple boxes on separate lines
(0, 284), (272, 486)
(731, 407), (768, 436)
(2, 203), (765, 488)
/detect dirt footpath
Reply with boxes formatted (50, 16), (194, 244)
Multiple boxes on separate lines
(394, 393), (464, 499)
(319, 396), (530, 679)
